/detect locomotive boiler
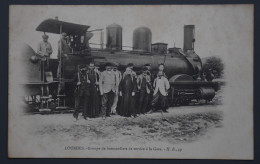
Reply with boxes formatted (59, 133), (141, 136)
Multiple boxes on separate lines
(22, 18), (220, 112)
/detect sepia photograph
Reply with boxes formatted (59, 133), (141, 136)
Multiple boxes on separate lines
(8, 5), (253, 159)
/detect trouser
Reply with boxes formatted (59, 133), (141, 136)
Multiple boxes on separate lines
(151, 92), (167, 111)
(111, 93), (119, 113)
(73, 92), (89, 118)
(137, 90), (149, 114)
(101, 91), (115, 117)
(40, 58), (50, 81)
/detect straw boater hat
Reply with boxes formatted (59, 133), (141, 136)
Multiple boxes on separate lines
(61, 32), (67, 37)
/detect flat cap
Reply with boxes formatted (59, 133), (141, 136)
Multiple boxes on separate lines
(105, 62), (113, 67)
(126, 63), (134, 68)
(79, 64), (87, 69)
(144, 63), (151, 67)
(42, 34), (49, 39)
(112, 62), (119, 67)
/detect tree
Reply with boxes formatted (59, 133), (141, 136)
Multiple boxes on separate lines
(203, 56), (224, 79)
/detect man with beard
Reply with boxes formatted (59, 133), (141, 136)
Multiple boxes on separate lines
(119, 63), (137, 117)
(99, 62), (117, 120)
(136, 67), (152, 114)
(73, 64), (90, 121)
(86, 62), (101, 118)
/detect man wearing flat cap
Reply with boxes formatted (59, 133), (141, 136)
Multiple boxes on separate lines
(73, 64), (90, 120)
(37, 34), (53, 70)
(37, 34), (53, 57)
(58, 32), (71, 59)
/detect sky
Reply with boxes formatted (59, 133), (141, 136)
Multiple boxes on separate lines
(9, 5), (253, 60)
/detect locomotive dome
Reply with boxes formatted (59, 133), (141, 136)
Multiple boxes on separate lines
(133, 26), (152, 52)
(106, 23), (122, 29)
(106, 23), (123, 50)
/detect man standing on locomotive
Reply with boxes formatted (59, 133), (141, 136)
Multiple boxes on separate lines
(37, 34), (53, 70)
(99, 62), (117, 120)
(110, 62), (122, 115)
(73, 64), (90, 121)
(57, 32), (71, 78)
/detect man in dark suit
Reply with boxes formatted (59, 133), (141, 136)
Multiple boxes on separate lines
(73, 64), (90, 121)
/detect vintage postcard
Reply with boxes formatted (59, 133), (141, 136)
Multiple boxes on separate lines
(8, 5), (253, 159)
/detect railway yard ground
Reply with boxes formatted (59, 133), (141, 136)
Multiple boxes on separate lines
(21, 86), (224, 145)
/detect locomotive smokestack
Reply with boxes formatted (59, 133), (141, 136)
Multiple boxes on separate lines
(183, 25), (195, 53)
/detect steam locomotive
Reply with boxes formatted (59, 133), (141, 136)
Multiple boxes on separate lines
(22, 18), (220, 112)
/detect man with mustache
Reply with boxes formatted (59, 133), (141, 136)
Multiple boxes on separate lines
(73, 64), (90, 121)
(99, 62), (117, 120)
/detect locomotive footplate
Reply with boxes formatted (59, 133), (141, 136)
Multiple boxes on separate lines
(22, 81), (59, 112)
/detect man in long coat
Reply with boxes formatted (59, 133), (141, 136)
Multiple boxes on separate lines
(119, 63), (137, 117)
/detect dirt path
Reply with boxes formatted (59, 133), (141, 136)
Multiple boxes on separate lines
(25, 103), (223, 145)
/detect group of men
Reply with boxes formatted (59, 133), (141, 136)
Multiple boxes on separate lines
(36, 33), (171, 121)
(73, 61), (170, 121)
(37, 32), (73, 76)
